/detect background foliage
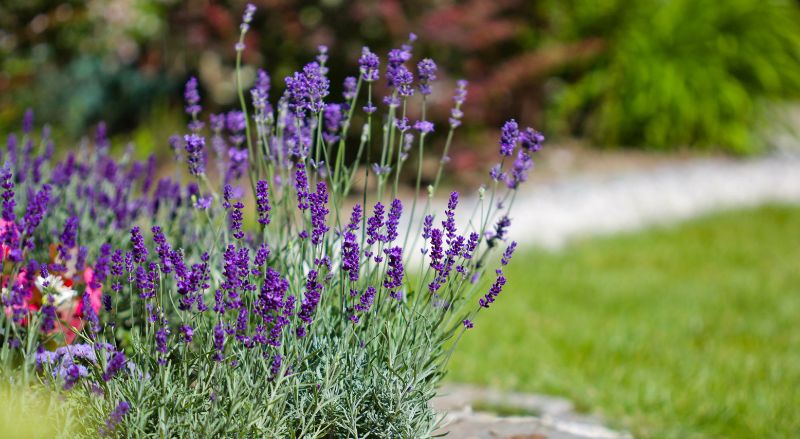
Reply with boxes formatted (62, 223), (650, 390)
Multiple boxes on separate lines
(2, 0), (800, 153)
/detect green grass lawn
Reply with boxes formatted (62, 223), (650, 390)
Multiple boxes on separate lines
(449, 205), (800, 439)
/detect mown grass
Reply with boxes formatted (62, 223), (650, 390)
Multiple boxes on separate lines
(449, 205), (800, 439)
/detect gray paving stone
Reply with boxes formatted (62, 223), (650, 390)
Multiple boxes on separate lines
(433, 385), (631, 439)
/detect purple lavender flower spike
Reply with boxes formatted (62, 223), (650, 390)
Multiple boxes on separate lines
(95, 121), (110, 152)
(82, 292), (100, 334)
(499, 119), (519, 157)
(521, 127), (545, 152)
(394, 117), (410, 132)
(286, 62), (330, 115)
(235, 307), (252, 347)
(414, 120), (434, 135)
(348, 204), (362, 231)
(184, 133), (206, 176)
(343, 76), (357, 100)
(184, 77), (203, 131)
(213, 322), (225, 361)
(21, 184), (50, 242)
(251, 69), (271, 112)
(180, 325), (194, 343)
(422, 215), (434, 239)
(256, 180), (271, 225)
(359, 47), (380, 82)
(363, 103), (377, 114)
(269, 354), (282, 381)
(309, 182), (330, 245)
(130, 226), (148, 264)
(99, 401), (130, 437)
(428, 228), (444, 273)
(342, 231), (360, 283)
(463, 319), (474, 329)
(240, 3), (256, 34)
(22, 108), (34, 134)
(253, 244), (270, 275)
(501, 241), (517, 266)
(417, 58), (438, 96)
(5, 134), (17, 167)
(366, 202), (385, 246)
(464, 232), (480, 260)
(323, 103), (343, 143)
(297, 269), (322, 336)
(479, 272), (507, 308)
(383, 246), (405, 294)
(385, 199), (402, 243)
(294, 162), (309, 210)
(352, 286), (377, 323)
(391, 65), (414, 99)
(103, 351), (127, 382)
(487, 215), (511, 247)
(506, 148), (533, 189)
(40, 297), (57, 333)
(442, 191), (459, 242)
(449, 80), (468, 127)
(152, 226), (173, 273)
(226, 111), (247, 147)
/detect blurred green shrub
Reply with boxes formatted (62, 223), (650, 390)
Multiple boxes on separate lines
(548, 0), (800, 153)
(0, 0), (175, 137)
(2, 0), (800, 154)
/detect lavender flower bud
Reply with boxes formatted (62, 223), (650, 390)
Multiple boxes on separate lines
(251, 69), (271, 111)
(184, 77), (203, 129)
(297, 269), (322, 335)
(449, 80), (469, 127)
(99, 401), (130, 437)
(366, 202), (385, 246)
(309, 182), (330, 245)
(184, 134), (206, 176)
(256, 180), (271, 225)
(417, 58), (438, 96)
(1, 166), (15, 223)
(285, 62), (330, 115)
(479, 272), (507, 308)
(102, 351), (127, 381)
(229, 201), (245, 240)
(501, 241), (517, 265)
(242, 3), (256, 26)
(294, 163), (309, 210)
(383, 246), (405, 294)
(352, 286), (376, 323)
(414, 120), (435, 134)
(359, 47), (380, 82)
(323, 103), (343, 143)
(499, 119), (519, 157)
(22, 108), (34, 134)
(343, 76), (357, 100)
(130, 226), (148, 264)
(22, 184), (51, 240)
(385, 199), (402, 243)
(213, 322), (225, 361)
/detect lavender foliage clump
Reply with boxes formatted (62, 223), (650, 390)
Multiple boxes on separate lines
(0, 6), (545, 437)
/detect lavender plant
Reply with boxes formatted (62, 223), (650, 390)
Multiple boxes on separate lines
(0, 4), (544, 437)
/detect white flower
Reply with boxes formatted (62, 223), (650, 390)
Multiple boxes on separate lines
(35, 275), (77, 307)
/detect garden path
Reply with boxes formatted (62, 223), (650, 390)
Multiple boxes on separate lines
(506, 149), (800, 249)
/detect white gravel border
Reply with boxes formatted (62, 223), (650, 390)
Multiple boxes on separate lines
(503, 152), (800, 249)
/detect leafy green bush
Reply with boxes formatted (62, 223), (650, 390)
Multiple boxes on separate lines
(550, 0), (800, 153)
